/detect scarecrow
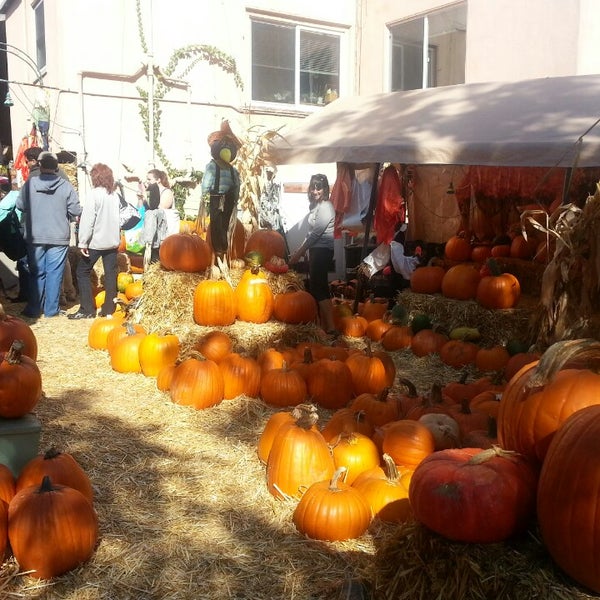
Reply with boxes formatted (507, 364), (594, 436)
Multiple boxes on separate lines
(201, 120), (242, 270)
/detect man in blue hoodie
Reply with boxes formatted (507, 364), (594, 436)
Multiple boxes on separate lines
(16, 151), (81, 318)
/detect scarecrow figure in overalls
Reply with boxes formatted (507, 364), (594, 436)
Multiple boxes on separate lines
(201, 120), (242, 272)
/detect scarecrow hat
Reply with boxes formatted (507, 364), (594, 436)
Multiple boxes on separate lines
(207, 119), (242, 149)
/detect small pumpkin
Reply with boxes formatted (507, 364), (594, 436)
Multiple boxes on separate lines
(169, 354), (224, 410)
(410, 265), (446, 294)
(292, 466), (371, 541)
(138, 332), (180, 377)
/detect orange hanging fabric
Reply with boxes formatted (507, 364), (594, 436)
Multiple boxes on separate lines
(329, 162), (353, 239)
(374, 165), (405, 244)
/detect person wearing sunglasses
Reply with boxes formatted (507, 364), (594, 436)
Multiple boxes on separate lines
(289, 173), (337, 335)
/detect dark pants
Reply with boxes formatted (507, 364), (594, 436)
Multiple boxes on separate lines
(16, 257), (30, 300)
(209, 192), (236, 254)
(76, 249), (118, 315)
(308, 247), (334, 302)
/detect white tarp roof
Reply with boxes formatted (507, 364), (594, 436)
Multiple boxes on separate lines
(267, 74), (600, 168)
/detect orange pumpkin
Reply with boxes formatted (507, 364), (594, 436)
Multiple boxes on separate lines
(0, 305), (38, 360)
(234, 267), (274, 324)
(476, 260), (521, 309)
(381, 419), (435, 470)
(159, 233), (212, 272)
(169, 355), (224, 410)
(0, 340), (42, 418)
(138, 332), (180, 377)
(244, 228), (287, 264)
(498, 339), (600, 465)
(193, 279), (236, 327)
(441, 264), (481, 300)
(444, 235), (472, 262)
(410, 266), (446, 294)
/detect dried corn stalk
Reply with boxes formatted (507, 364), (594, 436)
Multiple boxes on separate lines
(528, 181), (600, 347)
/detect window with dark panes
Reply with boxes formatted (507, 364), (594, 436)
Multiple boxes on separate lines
(252, 21), (340, 106)
(390, 2), (466, 91)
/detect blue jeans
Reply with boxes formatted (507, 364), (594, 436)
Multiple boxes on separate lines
(24, 244), (69, 317)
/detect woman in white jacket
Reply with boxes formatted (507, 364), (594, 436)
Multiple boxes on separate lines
(68, 163), (121, 319)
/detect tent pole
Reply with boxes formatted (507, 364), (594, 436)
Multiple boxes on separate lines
(352, 162), (381, 314)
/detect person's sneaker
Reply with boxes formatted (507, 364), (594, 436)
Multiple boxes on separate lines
(67, 310), (95, 320)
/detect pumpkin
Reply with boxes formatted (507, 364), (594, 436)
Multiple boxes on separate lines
(234, 266), (274, 324)
(0, 305), (37, 360)
(329, 431), (380, 485)
(106, 322), (147, 355)
(439, 340), (480, 369)
(498, 339), (600, 465)
(0, 340), (42, 418)
(417, 413), (461, 450)
(475, 345), (510, 373)
(156, 363), (177, 392)
(257, 410), (297, 465)
(109, 323), (146, 373)
(8, 476), (99, 579)
(193, 278), (236, 326)
(87, 313), (126, 350)
(409, 446), (538, 543)
(116, 272), (134, 293)
(292, 466), (371, 541)
(359, 296), (388, 322)
(509, 234), (537, 259)
(0, 498), (7, 560)
(159, 232), (212, 272)
(305, 357), (353, 410)
(469, 390), (503, 419)
(266, 404), (334, 500)
(345, 343), (395, 395)
(124, 279), (144, 300)
(410, 329), (448, 357)
(537, 405), (600, 593)
(365, 317), (393, 342)
(95, 290), (128, 310)
(490, 244), (511, 258)
(470, 245), (492, 263)
(339, 314), (368, 338)
(273, 287), (318, 324)
(461, 416), (498, 449)
(381, 419), (435, 470)
(349, 388), (399, 427)
(352, 453), (412, 523)
(321, 408), (374, 442)
(448, 398), (490, 437)
(381, 325), (413, 351)
(218, 352), (261, 399)
(260, 362), (307, 407)
(169, 355), (224, 410)
(504, 351), (540, 382)
(410, 265), (446, 294)
(444, 235), (472, 262)
(16, 447), (94, 505)
(475, 259), (521, 309)
(194, 330), (233, 363)
(138, 332), (180, 377)
(441, 264), (481, 300)
(244, 228), (286, 264)
(0, 464), (15, 506)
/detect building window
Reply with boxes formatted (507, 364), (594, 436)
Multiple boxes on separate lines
(252, 20), (340, 106)
(389, 2), (466, 91)
(34, 1), (46, 73)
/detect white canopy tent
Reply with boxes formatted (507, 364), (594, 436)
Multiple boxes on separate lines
(267, 74), (600, 168)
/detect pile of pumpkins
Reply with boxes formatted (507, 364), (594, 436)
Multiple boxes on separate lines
(255, 337), (600, 597)
(0, 307), (97, 579)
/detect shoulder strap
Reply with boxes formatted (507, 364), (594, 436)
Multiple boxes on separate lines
(212, 163), (221, 193)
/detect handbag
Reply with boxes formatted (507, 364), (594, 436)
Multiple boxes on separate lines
(119, 195), (141, 230)
(0, 208), (27, 260)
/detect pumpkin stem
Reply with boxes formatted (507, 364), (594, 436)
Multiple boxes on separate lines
(5, 339), (25, 364)
(291, 403), (319, 429)
(38, 475), (57, 494)
(328, 466), (348, 491)
(382, 453), (400, 482)
(467, 445), (519, 465)
(397, 378), (418, 398)
(528, 338), (600, 388)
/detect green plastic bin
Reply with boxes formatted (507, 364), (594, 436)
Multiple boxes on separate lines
(0, 413), (42, 477)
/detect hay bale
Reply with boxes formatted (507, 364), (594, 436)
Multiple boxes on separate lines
(397, 290), (539, 347)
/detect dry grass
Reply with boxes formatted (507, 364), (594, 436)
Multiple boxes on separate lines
(0, 274), (599, 599)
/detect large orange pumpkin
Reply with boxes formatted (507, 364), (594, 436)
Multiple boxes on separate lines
(0, 306), (37, 360)
(234, 267), (274, 323)
(444, 235), (472, 262)
(441, 264), (481, 300)
(266, 404), (334, 500)
(410, 266), (446, 294)
(169, 355), (224, 409)
(0, 340), (42, 418)
(244, 228), (287, 264)
(159, 233), (212, 272)
(537, 404), (600, 593)
(498, 339), (600, 465)
(193, 279), (236, 326)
